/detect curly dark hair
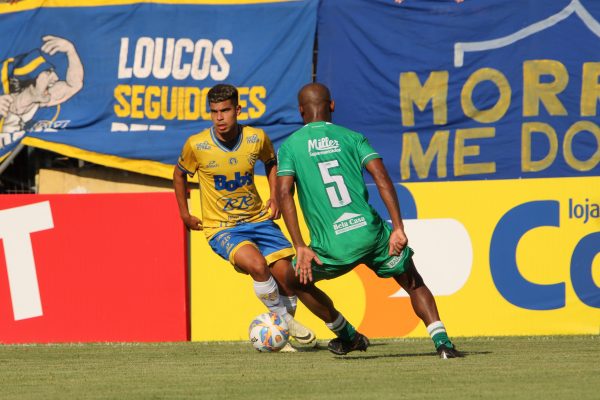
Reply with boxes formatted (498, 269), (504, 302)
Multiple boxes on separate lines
(207, 84), (238, 106)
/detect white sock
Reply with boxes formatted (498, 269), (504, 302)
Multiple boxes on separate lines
(253, 276), (289, 321)
(325, 312), (347, 333)
(281, 295), (297, 316)
(426, 321), (446, 338)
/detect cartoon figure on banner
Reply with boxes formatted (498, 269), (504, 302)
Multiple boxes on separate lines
(0, 35), (84, 149)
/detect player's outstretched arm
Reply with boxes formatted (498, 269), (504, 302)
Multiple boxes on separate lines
(277, 175), (305, 248)
(365, 158), (408, 256)
(264, 161), (280, 220)
(173, 167), (202, 230)
(277, 175), (321, 283)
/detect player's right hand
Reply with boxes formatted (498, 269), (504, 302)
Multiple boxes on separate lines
(182, 215), (203, 231)
(295, 246), (322, 284)
(389, 228), (408, 256)
(0, 95), (13, 118)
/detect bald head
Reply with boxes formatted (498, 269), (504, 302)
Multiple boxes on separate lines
(298, 82), (331, 106)
(297, 82), (334, 123)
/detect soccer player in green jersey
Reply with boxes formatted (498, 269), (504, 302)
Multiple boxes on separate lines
(277, 83), (460, 358)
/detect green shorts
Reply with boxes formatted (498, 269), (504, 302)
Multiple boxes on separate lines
(302, 228), (414, 281)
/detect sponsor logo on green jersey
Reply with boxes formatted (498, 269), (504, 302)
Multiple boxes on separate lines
(333, 212), (367, 235)
(308, 137), (341, 157)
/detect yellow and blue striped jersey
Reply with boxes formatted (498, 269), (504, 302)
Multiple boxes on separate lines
(177, 125), (275, 239)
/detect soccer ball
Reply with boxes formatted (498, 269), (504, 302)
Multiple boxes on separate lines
(249, 312), (289, 352)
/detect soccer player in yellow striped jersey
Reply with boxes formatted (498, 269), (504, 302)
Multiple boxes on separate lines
(173, 84), (317, 350)
(177, 122), (275, 240)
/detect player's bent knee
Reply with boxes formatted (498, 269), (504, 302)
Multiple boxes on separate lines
(270, 261), (296, 291)
(394, 266), (425, 292)
(245, 266), (271, 281)
(235, 257), (270, 280)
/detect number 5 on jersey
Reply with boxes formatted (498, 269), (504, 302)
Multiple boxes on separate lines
(318, 160), (352, 208)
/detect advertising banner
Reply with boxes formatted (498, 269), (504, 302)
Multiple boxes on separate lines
(288, 0), (600, 337)
(189, 177), (600, 340)
(317, 0), (600, 182)
(0, 193), (188, 343)
(0, 0), (316, 177)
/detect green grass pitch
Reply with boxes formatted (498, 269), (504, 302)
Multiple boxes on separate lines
(1, 335), (598, 399)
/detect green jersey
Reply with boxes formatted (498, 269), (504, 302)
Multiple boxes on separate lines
(277, 121), (388, 265)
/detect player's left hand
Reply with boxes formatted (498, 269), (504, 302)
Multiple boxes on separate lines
(265, 198), (281, 220)
(389, 228), (408, 256)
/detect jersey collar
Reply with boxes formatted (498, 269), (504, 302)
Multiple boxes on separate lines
(210, 125), (243, 152)
(305, 121), (331, 128)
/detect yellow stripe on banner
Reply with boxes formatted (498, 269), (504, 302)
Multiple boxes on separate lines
(0, 0), (299, 14)
(22, 137), (175, 179)
(50, 104), (61, 124)
(0, 57), (9, 132)
(12, 56), (46, 77)
(0, 152), (10, 164)
(1, 58), (14, 94)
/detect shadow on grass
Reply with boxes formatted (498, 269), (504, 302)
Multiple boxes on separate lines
(335, 343), (492, 360)
(295, 341), (491, 359)
(294, 343), (330, 352)
(336, 349), (492, 360)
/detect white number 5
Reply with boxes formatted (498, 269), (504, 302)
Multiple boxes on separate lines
(318, 160), (351, 208)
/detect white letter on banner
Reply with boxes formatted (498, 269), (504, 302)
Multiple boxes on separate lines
(191, 39), (213, 81)
(173, 38), (194, 80)
(118, 38), (132, 79)
(134, 37), (154, 79)
(153, 38), (175, 80)
(211, 39), (232, 81)
(0, 201), (54, 320)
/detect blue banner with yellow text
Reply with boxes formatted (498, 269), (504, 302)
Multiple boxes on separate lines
(317, 0), (600, 182)
(0, 0), (316, 178)
(314, 0), (600, 330)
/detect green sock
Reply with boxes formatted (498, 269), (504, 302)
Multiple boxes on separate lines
(427, 321), (454, 349)
(326, 313), (356, 341)
(432, 331), (453, 349)
(337, 322), (357, 341)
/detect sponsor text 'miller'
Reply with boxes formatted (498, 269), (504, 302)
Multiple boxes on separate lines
(308, 137), (341, 156)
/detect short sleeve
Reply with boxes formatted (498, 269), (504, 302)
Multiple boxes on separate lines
(176, 138), (199, 177)
(357, 135), (381, 167)
(276, 143), (295, 176)
(258, 131), (276, 167)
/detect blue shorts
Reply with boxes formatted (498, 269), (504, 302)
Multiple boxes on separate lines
(208, 220), (295, 269)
